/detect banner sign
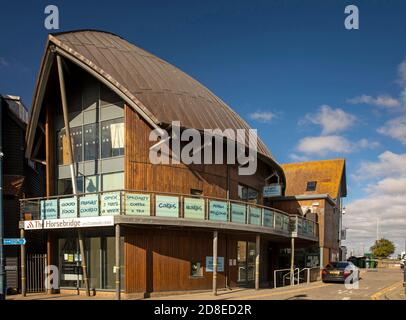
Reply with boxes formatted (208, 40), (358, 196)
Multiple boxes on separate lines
(40, 200), (58, 220)
(24, 216), (114, 230)
(231, 203), (246, 224)
(125, 193), (150, 216)
(209, 201), (228, 222)
(184, 197), (205, 220)
(101, 192), (121, 216)
(249, 206), (261, 225)
(155, 195), (179, 217)
(263, 209), (274, 228)
(79, 195), (99, 217)
(205, 256), (224, 272)
(263, 184), (282, 197)
(59, 197), (78, 218)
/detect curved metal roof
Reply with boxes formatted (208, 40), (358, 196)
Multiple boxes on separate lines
(27, 30), (284, 178)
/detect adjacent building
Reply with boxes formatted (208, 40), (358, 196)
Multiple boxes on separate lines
(269, 159), (347, 267)
(0, 95), (44, 294)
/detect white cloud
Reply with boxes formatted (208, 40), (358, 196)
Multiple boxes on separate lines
(0, 56), (8, 67)
(296, 135), (378, 156)
(303, 105), (357, 135)
(377, 115), (406, 144)
(249, 111), (276, 123)
(398, 59), (406, 85)
(344, 150), (406, 256)
(288, 153), (310, 162)
(354, 151), (406, 180)
(347, 94), (400, 108)
(365, 177), (406, 195)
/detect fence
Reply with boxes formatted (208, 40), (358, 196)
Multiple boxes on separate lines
(26, 253), (47, 293)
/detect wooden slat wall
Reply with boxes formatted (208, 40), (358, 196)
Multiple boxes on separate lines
(125, 228), (232, 293)
(124, 105), (271, 199)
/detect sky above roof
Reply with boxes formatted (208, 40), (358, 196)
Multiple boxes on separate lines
(1, 0), (406, 255)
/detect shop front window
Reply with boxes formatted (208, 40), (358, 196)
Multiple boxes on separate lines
(237, 241), (256, 283)
(58, 234), (124, 291)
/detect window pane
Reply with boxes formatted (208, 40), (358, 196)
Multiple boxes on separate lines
(102, 172), (124, 191)
(101, 118), (124, 158)
(58, 177), (84, 195)
(84, 123), (99, 161)
(71, 126), (83, 163)
(85, 175), (100, 193)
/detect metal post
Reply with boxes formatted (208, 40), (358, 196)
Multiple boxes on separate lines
(320, 246), (324, 271)
(255, 234), (260, 290)
(212, 230), (218, 296)
(115, 224), (121, 300)
(78, 232), (90, 296)
(290, 237), (295, 286)
(20, 228), (26, 297)
(57, 55), (90, 296)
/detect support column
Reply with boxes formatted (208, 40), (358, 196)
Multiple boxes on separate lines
(115, 224), (121, 300)
(212, 230), (218, 296)
(57, 54), (90, 297)
(320, 246), (324, 270)
(20, 228), (26, 297)
(255, 234), (260, 290)
(78, 232), (90, 296)
(290, 237), (295, 286)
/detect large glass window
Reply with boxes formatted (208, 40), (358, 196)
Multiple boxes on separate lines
(57, 119), (124, 164)
(102, 172), (124, 191)
(101, 119), (125, 158)
(85, 175), (100, 193)
(57, 177), (84, 195)
(84, 123), (99, 161)
(238, 184), (258, 202)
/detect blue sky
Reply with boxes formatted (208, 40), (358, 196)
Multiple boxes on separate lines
(1, 0), (406, 255)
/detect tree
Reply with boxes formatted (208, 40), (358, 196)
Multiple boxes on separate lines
(370, 238), (395, 258)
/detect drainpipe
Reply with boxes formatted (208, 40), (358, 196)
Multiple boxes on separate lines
(0, 100), (4, 300)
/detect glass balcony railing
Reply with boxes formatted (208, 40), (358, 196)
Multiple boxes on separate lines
(19, 190), (319, 239)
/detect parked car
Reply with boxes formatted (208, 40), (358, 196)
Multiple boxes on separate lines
(322, 261), (360, 283)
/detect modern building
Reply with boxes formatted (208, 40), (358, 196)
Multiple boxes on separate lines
(269, 159), (347, 268)
(20, 30), (319, 298)
(0, 95), (44, 295)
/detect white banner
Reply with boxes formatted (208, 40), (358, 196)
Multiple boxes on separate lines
(24, 216), (114, 230)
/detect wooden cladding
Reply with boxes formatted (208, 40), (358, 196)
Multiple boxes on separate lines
(124, 105), (271, 200)
(124, 227), (248, 293)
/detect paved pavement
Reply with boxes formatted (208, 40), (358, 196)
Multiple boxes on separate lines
(6, 268), (405, 300)
(150, 269), (405, 301)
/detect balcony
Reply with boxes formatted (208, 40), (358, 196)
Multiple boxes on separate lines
(19, 190), (319, 241)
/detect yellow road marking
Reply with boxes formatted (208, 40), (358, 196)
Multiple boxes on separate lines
(230, 282), (333, 300)
(370, 281), (403, 300)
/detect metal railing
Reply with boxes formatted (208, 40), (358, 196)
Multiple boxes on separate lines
(274, 266), (321, 288)
(19, 189), (318, 239)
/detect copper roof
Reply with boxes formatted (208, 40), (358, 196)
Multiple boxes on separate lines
(281, 159), (347, 198)
(26, 30), (284, 177)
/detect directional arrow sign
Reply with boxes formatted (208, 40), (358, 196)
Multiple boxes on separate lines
(3, 238), (26, 246)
